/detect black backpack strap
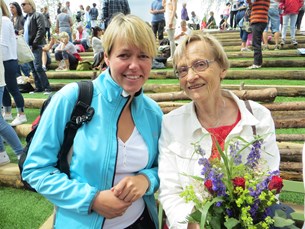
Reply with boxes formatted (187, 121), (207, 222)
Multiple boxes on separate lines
(244, 100), (257, 136)
(57, 81), (94, 177)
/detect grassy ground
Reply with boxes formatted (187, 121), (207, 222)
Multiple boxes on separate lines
(0, 187), (53, 229)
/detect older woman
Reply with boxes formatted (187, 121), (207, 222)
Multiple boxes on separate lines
(158, 31), (280, 229)
(22, 13), (162, 228)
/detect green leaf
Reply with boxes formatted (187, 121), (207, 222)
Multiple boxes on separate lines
(199, 197), (224, 228)
(274, 209), (288, 219)
(273, 216), (295, 227)
(224, 218), (240, 229)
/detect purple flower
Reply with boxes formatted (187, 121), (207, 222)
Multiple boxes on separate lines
(229, 141), (242, 165)
(246, 140), (263, 168)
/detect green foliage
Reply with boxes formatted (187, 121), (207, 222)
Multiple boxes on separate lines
(0, 187), (53, 229)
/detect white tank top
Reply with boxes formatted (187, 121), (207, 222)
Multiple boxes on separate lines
(103, 127), (148, 229)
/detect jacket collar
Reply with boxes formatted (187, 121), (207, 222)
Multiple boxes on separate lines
(95, 68), (143, 103)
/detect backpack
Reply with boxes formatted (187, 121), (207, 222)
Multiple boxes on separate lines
(76, 61), (92, 71)
(18, 81), (95, 192)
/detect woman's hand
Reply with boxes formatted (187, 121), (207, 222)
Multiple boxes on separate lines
(92, 190), (131, 219)
(111, 174), (149, 203)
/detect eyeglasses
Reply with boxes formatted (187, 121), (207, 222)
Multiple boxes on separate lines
(175, 59), (214, 78)
(21, 3), (29, 6)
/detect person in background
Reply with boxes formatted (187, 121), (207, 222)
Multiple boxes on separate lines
(238, 7), (251, 52)
(91, 26), (103, 56)
(229, 0), (239, 29)
(189, 11), (200, 30)
(56, 2), (61, 15)
(0, 0), (24, 165)
(174, 19), (191, 44)
(223, 2), (231, 26)
(76, 5), (85, 23)
(73, 24), (90, 51)
(91, 26), (105, 70)
(1, 1), (27, 126)
(54, 32), (79, 71)
(9, 2), (31, 80)
(102, 0), (130, 29)
(42, 6), (51, 42)
(21, 0), (52, 94)
(181, 2), (189, 21)
(84, 5), (91, 30)
(279, 0), (303, 46)
(296, 1), (305, 31)
(89, 3), (99, 28)
(206, 11), (217, 29)
(22, 13), (163, 228)
(246, 0), (270, 69)
(150, 0), (165, 42)
(158, 31), (280, 229)
(65, 1), (72, 16)
(263, 0), (281, 51)
(56, 6), (73, 41)
(164, 0), (178, 62)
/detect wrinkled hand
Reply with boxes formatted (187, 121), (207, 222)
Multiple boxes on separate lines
(92, 190), (131, 219)
(111, 174), (149, 203)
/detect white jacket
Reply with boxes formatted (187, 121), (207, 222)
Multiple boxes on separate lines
(158, 90), (280, 229)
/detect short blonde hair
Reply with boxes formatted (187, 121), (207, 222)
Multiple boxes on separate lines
(173, 31), (230, 71)
(59, 31), (69, 39)
(103, 13), (157, 58)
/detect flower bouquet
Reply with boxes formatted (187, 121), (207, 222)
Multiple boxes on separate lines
(180, 136), (298, 229)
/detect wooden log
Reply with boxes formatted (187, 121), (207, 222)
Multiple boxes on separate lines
(275, 118), (305, 128)
(147, 88), (277, 102)
(280, 171), (303, 181)
(144, 84), (305, 98)
(280, 162), (302, 172)
(14, 124), (32, 137)
(223, 84), (305, 97)
(226, 70), (305, 80)
(264, 102), (305, 111)
(144, 84), (181, 93)
(277, 134), (305, 142)
(280, 148), (302, 162)
(271, 110), (305, 120)
(0, 163), (23, 188)
(46, 71), (96, 79)
(148, 69), (305, 80)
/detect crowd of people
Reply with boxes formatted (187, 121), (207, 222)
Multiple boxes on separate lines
(0, 0), (304, 228)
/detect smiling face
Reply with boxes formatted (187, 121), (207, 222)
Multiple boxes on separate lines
(177, 40), (227, 103)
(104, 39), (152, 96)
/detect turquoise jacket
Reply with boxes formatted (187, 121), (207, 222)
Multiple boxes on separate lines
(22, 69), (163, 228)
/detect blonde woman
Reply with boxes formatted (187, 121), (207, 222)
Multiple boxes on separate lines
(23, 14), (163, 228)
(54, 32), (78, 71)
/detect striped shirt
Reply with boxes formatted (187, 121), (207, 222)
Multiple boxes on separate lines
(247, 0), (270, 24)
